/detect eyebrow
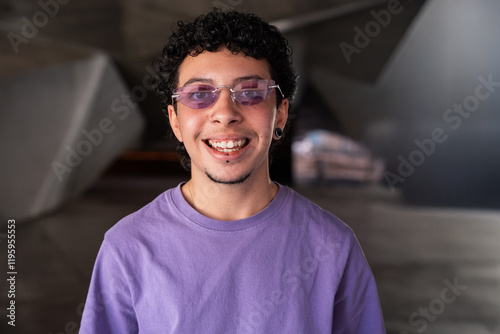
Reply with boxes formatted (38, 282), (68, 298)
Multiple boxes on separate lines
(181, 75), (266, 87)
(182, 77), (213, 86)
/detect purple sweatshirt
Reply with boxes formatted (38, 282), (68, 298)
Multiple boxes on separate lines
(80, 183), (385, 333)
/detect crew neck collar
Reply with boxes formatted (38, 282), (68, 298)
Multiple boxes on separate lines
(169, 182), (288, 232)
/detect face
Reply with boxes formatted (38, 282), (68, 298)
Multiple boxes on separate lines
(168, 48), (288, 185)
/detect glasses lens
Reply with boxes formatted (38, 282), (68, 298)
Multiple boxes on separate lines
(173, 80), (277, 108)
(233, 80), (273, 106)
(175, 84), (216, 109)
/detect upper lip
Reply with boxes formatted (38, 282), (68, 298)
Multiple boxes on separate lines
(203, 133), (249, 141)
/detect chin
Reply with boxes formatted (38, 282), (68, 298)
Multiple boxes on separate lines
(206, 171), (252, 185)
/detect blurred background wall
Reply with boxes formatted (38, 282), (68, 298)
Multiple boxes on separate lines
(2, 0), (499, 222)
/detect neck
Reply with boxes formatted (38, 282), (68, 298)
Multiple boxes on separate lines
(182, 171), (277, 221)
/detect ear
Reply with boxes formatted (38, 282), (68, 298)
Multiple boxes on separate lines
(275, 98), (289, 131)
(168, 104), (183, 142)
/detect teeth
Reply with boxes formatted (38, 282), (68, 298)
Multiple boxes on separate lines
(208, 139), (246, 152)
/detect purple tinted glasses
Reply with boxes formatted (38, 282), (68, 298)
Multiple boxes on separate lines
(171, 79), (284, 109)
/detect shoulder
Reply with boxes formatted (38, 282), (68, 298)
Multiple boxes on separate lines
(103, 186), (178, 246)
(281, 185), (354, 238)
(277, 185), (359, 264)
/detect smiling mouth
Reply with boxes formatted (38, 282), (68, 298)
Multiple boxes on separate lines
(206, 139), (249, 153)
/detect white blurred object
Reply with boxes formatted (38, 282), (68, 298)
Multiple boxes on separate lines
(292, 130), (384, 184)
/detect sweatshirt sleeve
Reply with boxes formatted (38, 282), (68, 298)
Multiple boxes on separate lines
(331, 234), (386, 334)
(80, 240), (138, 334)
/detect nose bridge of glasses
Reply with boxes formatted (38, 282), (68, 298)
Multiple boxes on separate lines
(214, 85), (237, 103)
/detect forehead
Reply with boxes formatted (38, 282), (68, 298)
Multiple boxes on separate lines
(177, 48), (272, 85)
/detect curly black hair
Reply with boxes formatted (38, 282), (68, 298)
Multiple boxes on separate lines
(154, 8), (298, 171)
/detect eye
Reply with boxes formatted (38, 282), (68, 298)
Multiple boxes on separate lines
(182, 85), (214, 102)
(235, 89), (266, 105)
(188, 91), (212, 101)
(241, 89), (263, 99)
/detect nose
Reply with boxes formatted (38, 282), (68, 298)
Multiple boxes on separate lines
(209, 87), (242, 125)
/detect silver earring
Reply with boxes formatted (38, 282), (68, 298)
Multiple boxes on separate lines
(274, 128), (283, 140)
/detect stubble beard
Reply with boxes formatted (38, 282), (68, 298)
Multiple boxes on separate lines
(205, 170), (252, 185)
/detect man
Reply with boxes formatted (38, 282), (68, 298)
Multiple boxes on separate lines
(80, 9), (385, 333)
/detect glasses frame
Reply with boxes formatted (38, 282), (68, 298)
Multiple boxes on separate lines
(171, 79), (285, 109)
